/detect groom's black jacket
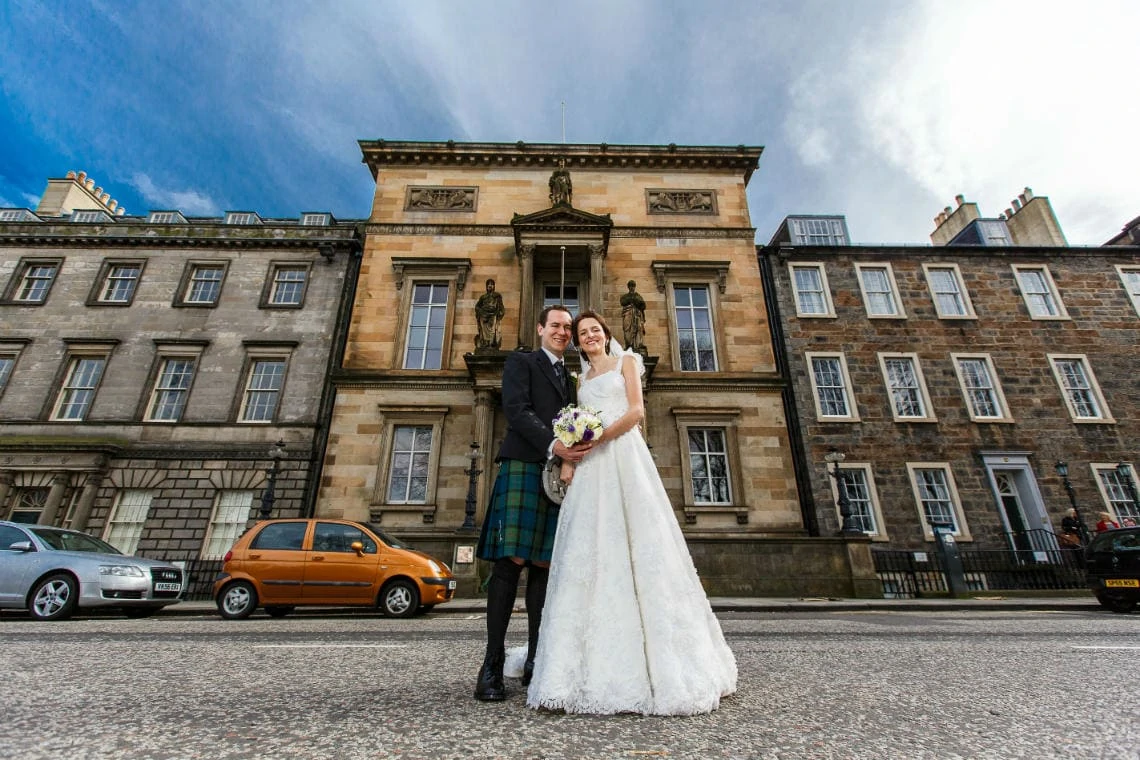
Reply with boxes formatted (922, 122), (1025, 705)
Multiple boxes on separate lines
(496, 349), (574, 464)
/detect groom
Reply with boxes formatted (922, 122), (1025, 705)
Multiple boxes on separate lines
(474, 305), (587, 701)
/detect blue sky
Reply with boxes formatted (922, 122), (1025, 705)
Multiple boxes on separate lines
(1, 0), (1136, 245)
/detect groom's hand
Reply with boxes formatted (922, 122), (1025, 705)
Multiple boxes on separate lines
(553, 440), (593, 463)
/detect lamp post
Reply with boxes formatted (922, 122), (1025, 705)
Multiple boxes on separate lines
(1055, 460), (1089, 545)
(461, 442), (482, 531)
(824, 447), (861, 535)
(258, 439), (287, 520)
(1116, 462), (1139, 517)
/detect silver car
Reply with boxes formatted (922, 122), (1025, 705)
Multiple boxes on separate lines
(0, 521), (184, 621)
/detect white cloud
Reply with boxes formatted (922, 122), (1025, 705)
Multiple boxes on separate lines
(129, 173), (219, 216)
(785, 0), (1140, 245)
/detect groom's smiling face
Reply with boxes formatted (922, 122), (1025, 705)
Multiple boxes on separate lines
(537, 309), (573, 357)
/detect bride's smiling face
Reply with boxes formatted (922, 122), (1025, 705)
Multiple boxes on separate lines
(576, 317), (608, 358)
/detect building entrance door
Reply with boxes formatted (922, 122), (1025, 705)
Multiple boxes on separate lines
(981, 454), (1053, 555)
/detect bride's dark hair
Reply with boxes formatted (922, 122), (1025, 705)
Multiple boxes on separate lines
(571, 310), (614, 354)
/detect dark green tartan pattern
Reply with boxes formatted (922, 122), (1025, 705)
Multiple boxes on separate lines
(475, 459), (558, 562)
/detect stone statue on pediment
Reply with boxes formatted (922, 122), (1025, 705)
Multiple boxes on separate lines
(549, 159), (572, 206)
(620, 280), (647, 354)
(475, 278), (505, 351)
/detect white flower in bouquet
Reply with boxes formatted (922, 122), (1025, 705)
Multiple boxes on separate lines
(552, 404), (604, 448)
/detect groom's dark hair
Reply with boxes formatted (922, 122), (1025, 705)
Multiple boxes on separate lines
(571, 310), (613, 352)
(538, 304), (572, 326)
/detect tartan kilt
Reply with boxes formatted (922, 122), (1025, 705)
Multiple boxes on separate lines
(475, 459), (559, 563)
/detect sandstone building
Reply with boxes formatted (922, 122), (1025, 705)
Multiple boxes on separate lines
(0, 171), (361, 590)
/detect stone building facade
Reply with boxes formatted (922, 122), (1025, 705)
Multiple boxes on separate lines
(761, 200), (1140, 558)
(0, 172), (361, 584)
(319, 140), (879, 597)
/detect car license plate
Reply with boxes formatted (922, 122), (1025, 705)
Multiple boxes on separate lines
(1105, 579), (1139, 588)
(447, 580), (457, 590)
(154, 582), (182, 592)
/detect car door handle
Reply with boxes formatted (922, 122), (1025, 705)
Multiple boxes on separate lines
(312, 556), (325, 561)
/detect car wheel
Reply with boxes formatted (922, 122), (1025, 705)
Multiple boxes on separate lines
(416, 604), (435, 615)
(264, 606), (294, 618)
(1096, 594), (1137, 614)
(122, 607), (159, 619)
(379, 578), (419, 618)
(29, 573), (79, 621)
(217, 581), (258, 620)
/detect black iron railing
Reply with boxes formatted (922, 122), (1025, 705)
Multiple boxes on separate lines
(162, 558), (224, 601)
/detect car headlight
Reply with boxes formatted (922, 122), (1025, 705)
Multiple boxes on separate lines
(99, 565), (145, 577)
(427, 559), (442, 575)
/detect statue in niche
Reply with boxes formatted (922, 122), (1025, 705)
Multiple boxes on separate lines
(474, 278), (505, 351)
(620, 279), (647, 354)
(549, 158), (572, 206)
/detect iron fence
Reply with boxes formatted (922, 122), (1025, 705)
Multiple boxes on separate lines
(165, 558), (224, 601)
(873, 530), (1087, 599)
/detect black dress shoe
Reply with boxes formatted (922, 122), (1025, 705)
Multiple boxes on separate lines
(474, 652), (506, 701)
(521, 656), (535, 687)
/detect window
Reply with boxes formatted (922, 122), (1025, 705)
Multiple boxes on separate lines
(878, 354), (936, 421)
(313, 522), (378, 553)
(372, 406), (448, 519)
(403, 282), (449, 370)
(386, 425), (433, 504)
(178, 262), (228, 306)
(224, 211), (260, 225)
(93, 261), (143, 304)
(789, 217), (849, 245)
(688, 428), (732, 504)
(265, 264), (309, 307)
(146, 356), (197, 422)
(543, 281), (580, 316)
(1013, 265), (1068, 319)
(1095, 465), (1140, 525)
(71, 209), (111, 223)
(674, 285), (718, 372)
(7, 259), (61, 304)
(907, 464), (971, 540)
(51, 355), (108, 420)
(923, 264), (975, 318)
(1117, 266), (1140, 317)
(831, 465), (886, 537)
(0, 209), (39, 222)
(806, 352), (858, 420)
(201, 491), (254, 559)
(855, 264), (904, 317)
(789, 263), (835, 317)
(147, 211), (185, 224)
(103, 490), (153, 555)
(239, 357), (287, 422)
(299, 212), (331, 226)
(7, 487), (48, 523)
(951, 354), (1011, 422)
(1049, 355), (1112, 422)
(251, 521), (308, 550)
(0, 354), (16, 395)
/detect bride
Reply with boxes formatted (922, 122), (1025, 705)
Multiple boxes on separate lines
(523, 310), (737, 715)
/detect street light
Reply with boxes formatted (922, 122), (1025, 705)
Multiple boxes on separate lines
(824, 447), (861, 535)
(258, 439), (287, 520)
(1055, 460), (1089, 544)
(1116, 462), (1139, 516)
(460, 442), (482, 531)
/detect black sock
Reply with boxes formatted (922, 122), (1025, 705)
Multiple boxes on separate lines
(524, 564), (549, 658)
(485, 558), (523, 660)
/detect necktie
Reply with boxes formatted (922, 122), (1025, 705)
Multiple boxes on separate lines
(553, 361), (568, 394)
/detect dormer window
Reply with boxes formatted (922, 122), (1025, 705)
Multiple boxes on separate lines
(71, 209), (113, 223)
(225, 211), (261, 225)
(300, 212), (332, 226)
(788, 217), (849, 246)
(148, 211), (187, 224)
(0, 209), (40, 222)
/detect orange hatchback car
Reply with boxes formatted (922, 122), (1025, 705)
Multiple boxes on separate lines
(213, 519), (456, 619)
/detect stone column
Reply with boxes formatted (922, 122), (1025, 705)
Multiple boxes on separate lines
(0, 471), (13, 518)
(38, 473), (71, 526)
(472, 389), (495, 522)
(69, 477), (101, 532)
(516, 244), (536, 349)
(588, 243), (606, 312)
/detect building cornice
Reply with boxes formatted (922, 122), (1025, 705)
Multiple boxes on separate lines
(0, 224), (363, 252)
(360, 140), (763, 184)
(363, 222), (755, 241)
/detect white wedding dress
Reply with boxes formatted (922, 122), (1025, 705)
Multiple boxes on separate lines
(523, 348), (737, 715)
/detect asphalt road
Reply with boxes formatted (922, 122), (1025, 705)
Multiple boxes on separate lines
(1, 608), (1137, 759)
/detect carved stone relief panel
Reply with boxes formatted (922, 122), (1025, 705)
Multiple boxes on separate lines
(646, 189), (718, 215)
(404, 186), (478, 212)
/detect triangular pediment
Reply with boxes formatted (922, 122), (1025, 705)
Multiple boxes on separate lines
(511, 205), (613, 229)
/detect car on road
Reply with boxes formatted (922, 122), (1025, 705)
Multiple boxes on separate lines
(212, 518), (456, 619)
(0, 520), (184, 621)
(1084, 525), (1140, 613)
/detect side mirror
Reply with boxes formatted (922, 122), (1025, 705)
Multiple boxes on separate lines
(350, 541), (365, 557)
(7, 541), (33, 552)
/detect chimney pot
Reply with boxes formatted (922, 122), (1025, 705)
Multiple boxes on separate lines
(66, 170), (77, 179)
(1023, 187), (1033, 199)
(1012, 198), (1021, 210)
(1018, 193), (1028, 206)
(944, 206), (953, 215)
(77, 171), (87, 182)
(955, 194), (965, 207)
(1006, 208), (1014, 219)
(85, 179), (95, 190)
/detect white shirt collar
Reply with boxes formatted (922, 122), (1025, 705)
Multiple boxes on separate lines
(540, 347), (563, 366)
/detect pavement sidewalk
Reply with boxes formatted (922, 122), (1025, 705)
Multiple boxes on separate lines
(161, 594), (1101, 617)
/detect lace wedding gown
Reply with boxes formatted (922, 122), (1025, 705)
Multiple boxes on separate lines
(525, 349), (737, 715)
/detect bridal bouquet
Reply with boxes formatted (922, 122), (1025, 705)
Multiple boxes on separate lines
(552, 404), (604, 448)
(549, 404), (604, 492)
